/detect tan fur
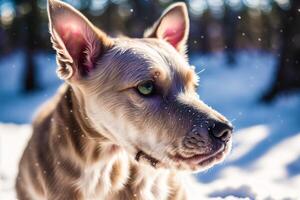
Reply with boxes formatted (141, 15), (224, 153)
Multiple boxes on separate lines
(16, 1), (233, 199)
(16, 85), (191, 200)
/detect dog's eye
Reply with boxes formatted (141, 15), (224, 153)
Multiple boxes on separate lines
(137, 81), (155, 96)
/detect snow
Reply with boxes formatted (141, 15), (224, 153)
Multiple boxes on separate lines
(191, 51), (300, 199)
(0, 124), (32, 199)
(1, 50), (300, 199)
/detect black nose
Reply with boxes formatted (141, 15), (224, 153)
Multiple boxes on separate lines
(210, 121), (233, 142)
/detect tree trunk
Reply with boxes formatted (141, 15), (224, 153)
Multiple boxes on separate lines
(262, 0), (300, 101)
(21, 0), (40, 92)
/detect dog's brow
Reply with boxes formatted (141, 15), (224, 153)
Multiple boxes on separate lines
(107, 47), (157, 85)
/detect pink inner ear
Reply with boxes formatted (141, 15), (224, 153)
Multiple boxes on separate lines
(57, 20), (85, 57)
(163, 26), (185, 48)
(157, 14), (186, 49)
(54, 18), (100, 73)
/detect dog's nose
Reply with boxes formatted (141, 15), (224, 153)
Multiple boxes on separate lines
(210, 121), (233, 142)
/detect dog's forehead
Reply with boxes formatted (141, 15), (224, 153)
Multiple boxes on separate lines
(114, 38), (187, 68)
(111, 38), (196, 85)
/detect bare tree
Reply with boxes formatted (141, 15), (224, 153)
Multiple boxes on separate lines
(14, 0), (41, 91)
(263, 0), (300, 101)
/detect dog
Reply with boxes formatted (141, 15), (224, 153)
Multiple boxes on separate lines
(16, 0), (233, 199)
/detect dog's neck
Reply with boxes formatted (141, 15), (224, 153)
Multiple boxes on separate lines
(52, 85), (108, 162)
(49, 84), (175, 199)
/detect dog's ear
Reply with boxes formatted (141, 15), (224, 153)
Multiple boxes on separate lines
(144, 2), (189, 54)
(47, 0), (112, 80)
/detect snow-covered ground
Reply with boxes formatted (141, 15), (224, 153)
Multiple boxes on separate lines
(0, 51), (300, 199)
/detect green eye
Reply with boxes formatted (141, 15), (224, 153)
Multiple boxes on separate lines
(137, 81), (155, 96)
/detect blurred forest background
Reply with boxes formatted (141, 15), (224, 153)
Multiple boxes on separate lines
(0, 0), (299, 101)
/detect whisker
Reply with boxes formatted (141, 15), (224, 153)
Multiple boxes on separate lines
(196, 68), (206, 75)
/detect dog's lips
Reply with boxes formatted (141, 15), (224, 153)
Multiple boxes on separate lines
(134, 142), (230, 170)
(174, 143), (226, 166)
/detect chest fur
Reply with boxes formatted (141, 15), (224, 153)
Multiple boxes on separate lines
(76, 157), (170, 200)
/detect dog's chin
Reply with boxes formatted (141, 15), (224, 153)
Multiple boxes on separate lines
(134, 141), (231, 171)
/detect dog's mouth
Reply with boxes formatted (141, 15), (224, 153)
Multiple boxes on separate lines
(173, 143), (229, 168)
(134, 143), (229, 170)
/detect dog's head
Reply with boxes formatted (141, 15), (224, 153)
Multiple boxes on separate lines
(48, 0), (233, 172)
